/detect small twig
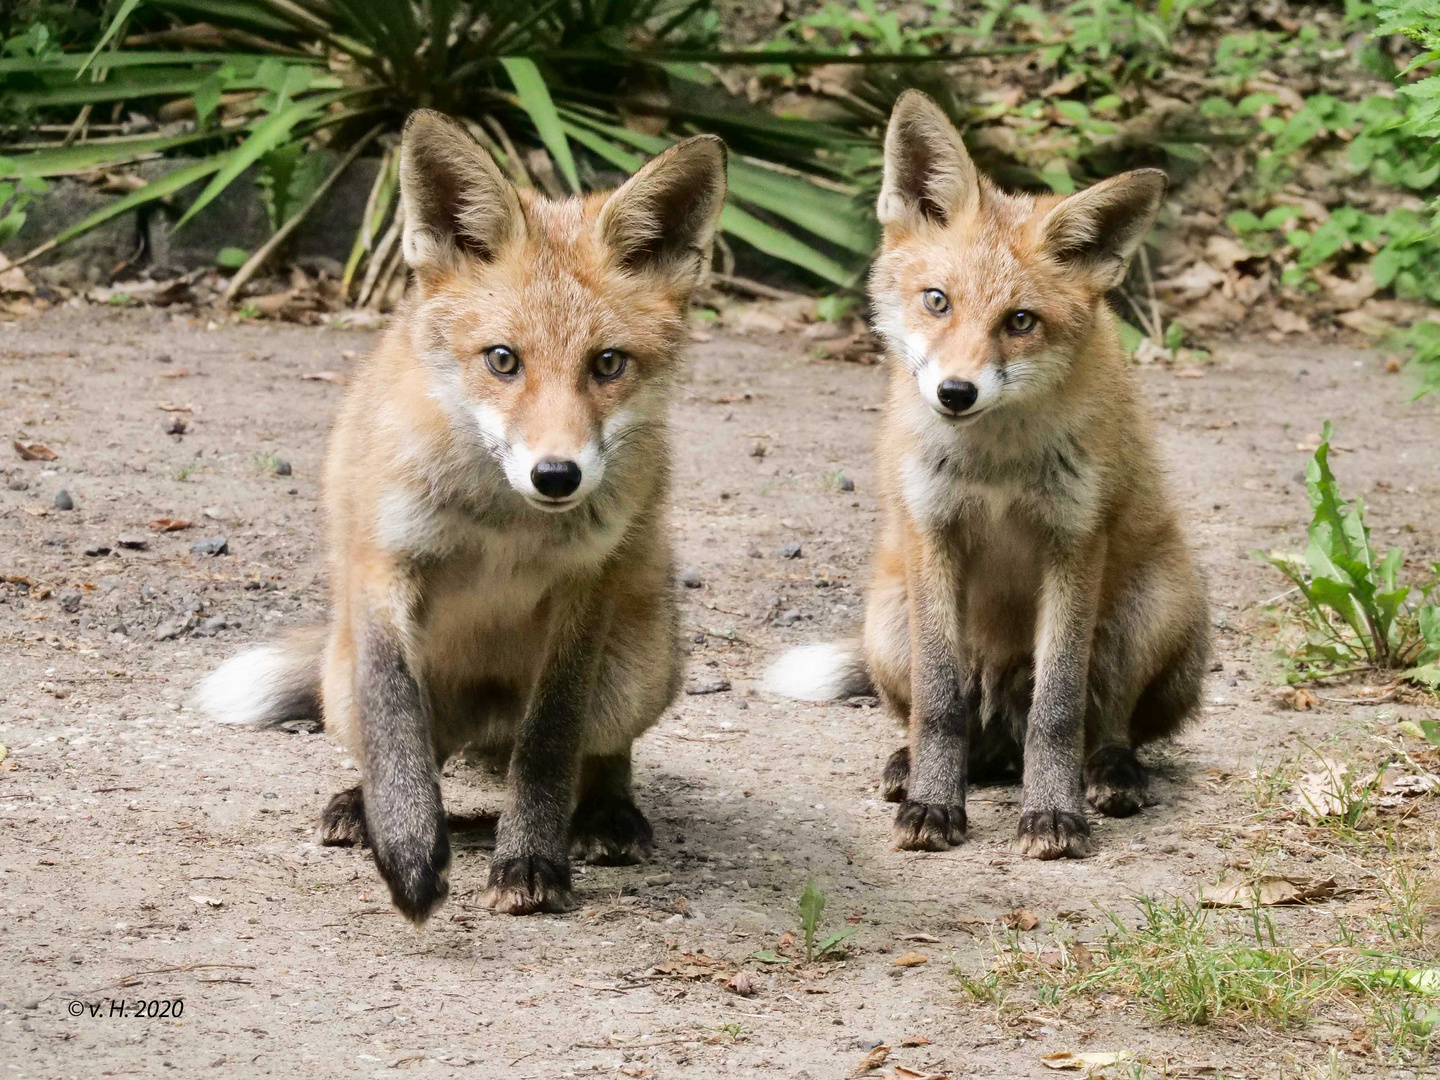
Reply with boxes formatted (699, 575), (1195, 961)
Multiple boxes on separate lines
(710, 273), (809, 302)
(225, 123), (384, 304)
(1138, 244), (1163, 340)
(61, 104), (94, 148)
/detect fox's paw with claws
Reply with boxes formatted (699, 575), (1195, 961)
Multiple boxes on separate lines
(1015, 809), (1093, 859)
(483, 855), (575, 915)
(893, 800), (967, 851)
(881, 746), (910, 803)
(1084, 745), (1147, 817)
(570, 794), (654, 866)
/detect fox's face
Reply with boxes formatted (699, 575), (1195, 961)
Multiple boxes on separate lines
(398, 112), (726, 512)
(870, 91), (1164, 425)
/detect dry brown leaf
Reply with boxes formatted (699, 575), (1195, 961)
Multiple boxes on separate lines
(893, 950), (928, 967)
(900, 1036), (932, 1047)
(157, 368), (193, 378)
(852, 1046), (890, 1075)
(726, 970), (755, 997)
(1005, 909), (1040, 931)
(302, 371), (347, 386)
(1293, 759), (1350, 818)
(148, 518), (193, 532)
(889, 1069), (949, 1080)
(1041, 1050), (1133, 1071)
(156, 402), (192, 412)
(12, 440), (57, 461)
(22, 505), (48, 517)
(1276, 687), (1319, 711)
(1199, 875), (1337, 908)
(1173, 367), (1205, 379)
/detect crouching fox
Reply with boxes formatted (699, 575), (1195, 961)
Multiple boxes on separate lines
(767, 91), (1209, 859)
(198, 110), (727, 922)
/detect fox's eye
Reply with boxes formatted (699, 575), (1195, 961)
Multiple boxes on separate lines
(593, 349), (627, 381)
(1006, 310), (1037, 335)
(921, 288), (950, 315)
(484, 346), (519, 377)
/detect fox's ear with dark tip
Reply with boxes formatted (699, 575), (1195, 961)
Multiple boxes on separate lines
(399, 109), (524, 278)
(878, 90), (979, 229)
(596, 134), (728, 294)
(1039, 169), (1166, 289)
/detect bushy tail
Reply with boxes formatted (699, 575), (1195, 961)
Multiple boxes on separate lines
(196, 626), (326, 728)
(763, 640), (873, 701)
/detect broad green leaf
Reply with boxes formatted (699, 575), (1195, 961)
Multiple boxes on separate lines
(0, 210), (26, 245)
(748, 949), (790, 964)
(798, 882), (825, 935)
(1, 130), (236, 180)
(816, 925), (857, 956)
(501, 57), (580, 193)
(171, 92), (343, 232)
(216, 246), (250, 268)
(720, 204), (857, 287)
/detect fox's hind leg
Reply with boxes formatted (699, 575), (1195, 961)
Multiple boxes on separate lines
(1084, 557), (1209, 817)
(571, 750), (654, 865)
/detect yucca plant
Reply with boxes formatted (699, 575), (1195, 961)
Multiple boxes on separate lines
(1, 0), (995, 300)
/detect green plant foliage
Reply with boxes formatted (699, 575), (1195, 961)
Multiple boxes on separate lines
(1255, 422), (1440, 683)
(796, 881), (856, 963)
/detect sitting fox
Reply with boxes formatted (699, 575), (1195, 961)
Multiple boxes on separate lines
(199, 111), (727, 922)
(768, 91), (1209, 859)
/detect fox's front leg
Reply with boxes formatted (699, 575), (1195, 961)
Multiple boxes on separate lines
(894, 543), (969, 851)
(356, 622), (451, 924)
(484, 627), (599, 915)
(1016, 542), (1102, 859)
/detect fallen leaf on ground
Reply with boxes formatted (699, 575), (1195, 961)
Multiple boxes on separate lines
(893, 950), (928, 967)
(1375, 773), (1440, 809)
(726, 971), (755, 997)
(1293, 759), (1351, 818)
(12, 440), (57, 461)
(1276, 687), (1319, 711)
(23, 506), (48, 517)
(852, 1046), (890, 1075)
(156, 402), (192, 412)
(889, 1068), (948, 1080)
(1173, 367), (1205, 379)
(189, 895), (223, 907)
(157, 368), (193, 378)
(900, 933), (940, 943)
(900, 1035), (931, 1047)
(1005, 909), (1040, 931)
(302, 371), (347, 386)
(1041, 1050), (1134, 1070)
(148, 518), (193, 532)
(1376, 967), (1440, 995)
(1199, 875), (1337, 907)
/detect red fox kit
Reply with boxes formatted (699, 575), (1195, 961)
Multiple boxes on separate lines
(198, 111), (727, 922)
(768, 91), (1209, 859)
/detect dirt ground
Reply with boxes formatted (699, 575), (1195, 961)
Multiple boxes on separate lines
(1, 304), (1437, 1079)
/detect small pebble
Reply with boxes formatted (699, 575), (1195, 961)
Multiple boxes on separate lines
(190, 536), (229, 556)
(8, 479), (28, 491)
(162, 416), (187, 436)
(155, 616), (192, 641)
(685, 678), (732, 695)
(679, 568), (703, 589)
(777, 542), (802, 559)
(780, 608), (802, 625)
(273, 459), (292, 477)
(838, 475), (855, 492)
(53, 489), (73, 511)
(198, 616), (228, 636)
(84, 543), (111, 557)
(749, 442), (767, 458)
(107, 620), (128, 636)
(57, 590), (82, 613)
(116, 535), (148, 550)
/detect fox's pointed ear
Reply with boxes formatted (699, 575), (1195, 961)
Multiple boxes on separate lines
(1039, 169), (1166, 289)
(596, 135), (727, 293)
(399, 109), (524, 278)
(878, 90), (979, 229)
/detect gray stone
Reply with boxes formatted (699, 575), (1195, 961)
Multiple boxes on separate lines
(53, 489), (73, 511)
(57, 590), (82, 613)
(189, 536), (228, 556)
(272, 459), (291, 477)
(116, 534), (148, 550)
(777, 542), (802, 559)
(685, 678), (731, 695)
(679, 568), (703, 588)
(154, 615), (193, 641)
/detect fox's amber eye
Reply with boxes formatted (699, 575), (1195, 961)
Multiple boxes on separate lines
(593, 349), (627, 381)
(484, 346), (519, 377)
(921, 288), (950, 315)
(1006, 310), (1037, 335)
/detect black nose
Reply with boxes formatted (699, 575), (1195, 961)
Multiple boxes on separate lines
(936, 378), (979, 413)
(531, 458), (582, 499)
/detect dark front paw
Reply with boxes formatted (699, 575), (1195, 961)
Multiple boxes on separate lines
(571, 794), (654, 866)
(1015, 809), (1093, 860)
(483, 855), (575, 915)
(881, 745), (910, 803)
(893, 800), (966, 851)
(1085, 745), (1147, 817)
(317, 786), (368, 847)
(371, 822), (451, 925)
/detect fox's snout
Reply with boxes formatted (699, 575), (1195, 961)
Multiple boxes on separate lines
(490, 420), (607, 512)
(531, 458), (583, 500)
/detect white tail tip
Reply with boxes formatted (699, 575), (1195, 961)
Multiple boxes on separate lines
(195, 645), (291, 726)
(764, 642), (866, 701)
